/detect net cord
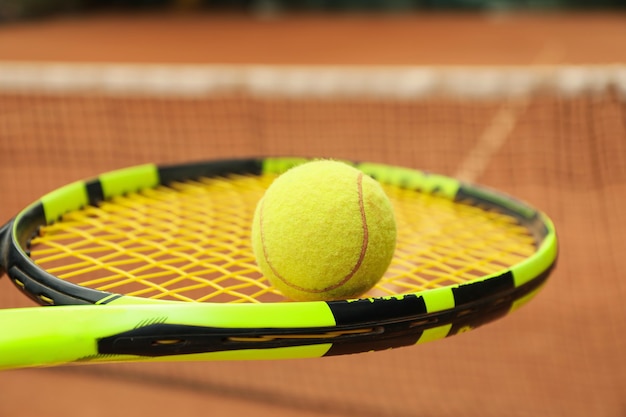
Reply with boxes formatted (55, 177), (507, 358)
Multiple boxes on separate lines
(1, 62), (625, 99)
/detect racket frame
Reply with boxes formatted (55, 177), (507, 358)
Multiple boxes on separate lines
(0, 157), (558, 367)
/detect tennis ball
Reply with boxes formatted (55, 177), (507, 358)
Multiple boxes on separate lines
(252, 160), (396, 301)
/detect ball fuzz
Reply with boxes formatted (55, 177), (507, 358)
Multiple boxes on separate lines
(252, 160), (397, 301)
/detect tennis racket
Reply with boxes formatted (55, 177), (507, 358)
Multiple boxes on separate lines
(0, 157), (557, 370)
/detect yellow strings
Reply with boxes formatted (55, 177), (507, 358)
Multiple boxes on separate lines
(30, 174), (535, 303)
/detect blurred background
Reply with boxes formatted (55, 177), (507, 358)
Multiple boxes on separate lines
(1, 1), (625, 417)
(1, 0), (626, 22)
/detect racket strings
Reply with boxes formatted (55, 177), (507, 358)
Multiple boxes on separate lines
(29, 173), (536, 303)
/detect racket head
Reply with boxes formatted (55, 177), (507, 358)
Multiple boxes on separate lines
(0, 157), (557, 357)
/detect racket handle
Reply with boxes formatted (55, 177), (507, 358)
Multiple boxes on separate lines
(0, 303), (335, 370)
(0, 305), (146, 369)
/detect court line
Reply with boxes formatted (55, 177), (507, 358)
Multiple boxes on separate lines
(453, 44), (566, 183)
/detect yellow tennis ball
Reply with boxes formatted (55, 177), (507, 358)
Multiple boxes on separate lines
(252, 160), (397, 301)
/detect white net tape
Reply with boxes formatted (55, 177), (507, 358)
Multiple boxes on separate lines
(1, 61), (625, 99)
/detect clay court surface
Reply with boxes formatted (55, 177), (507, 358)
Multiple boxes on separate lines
(1, 12), (626, 65)
(0, 11), (625, 417)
